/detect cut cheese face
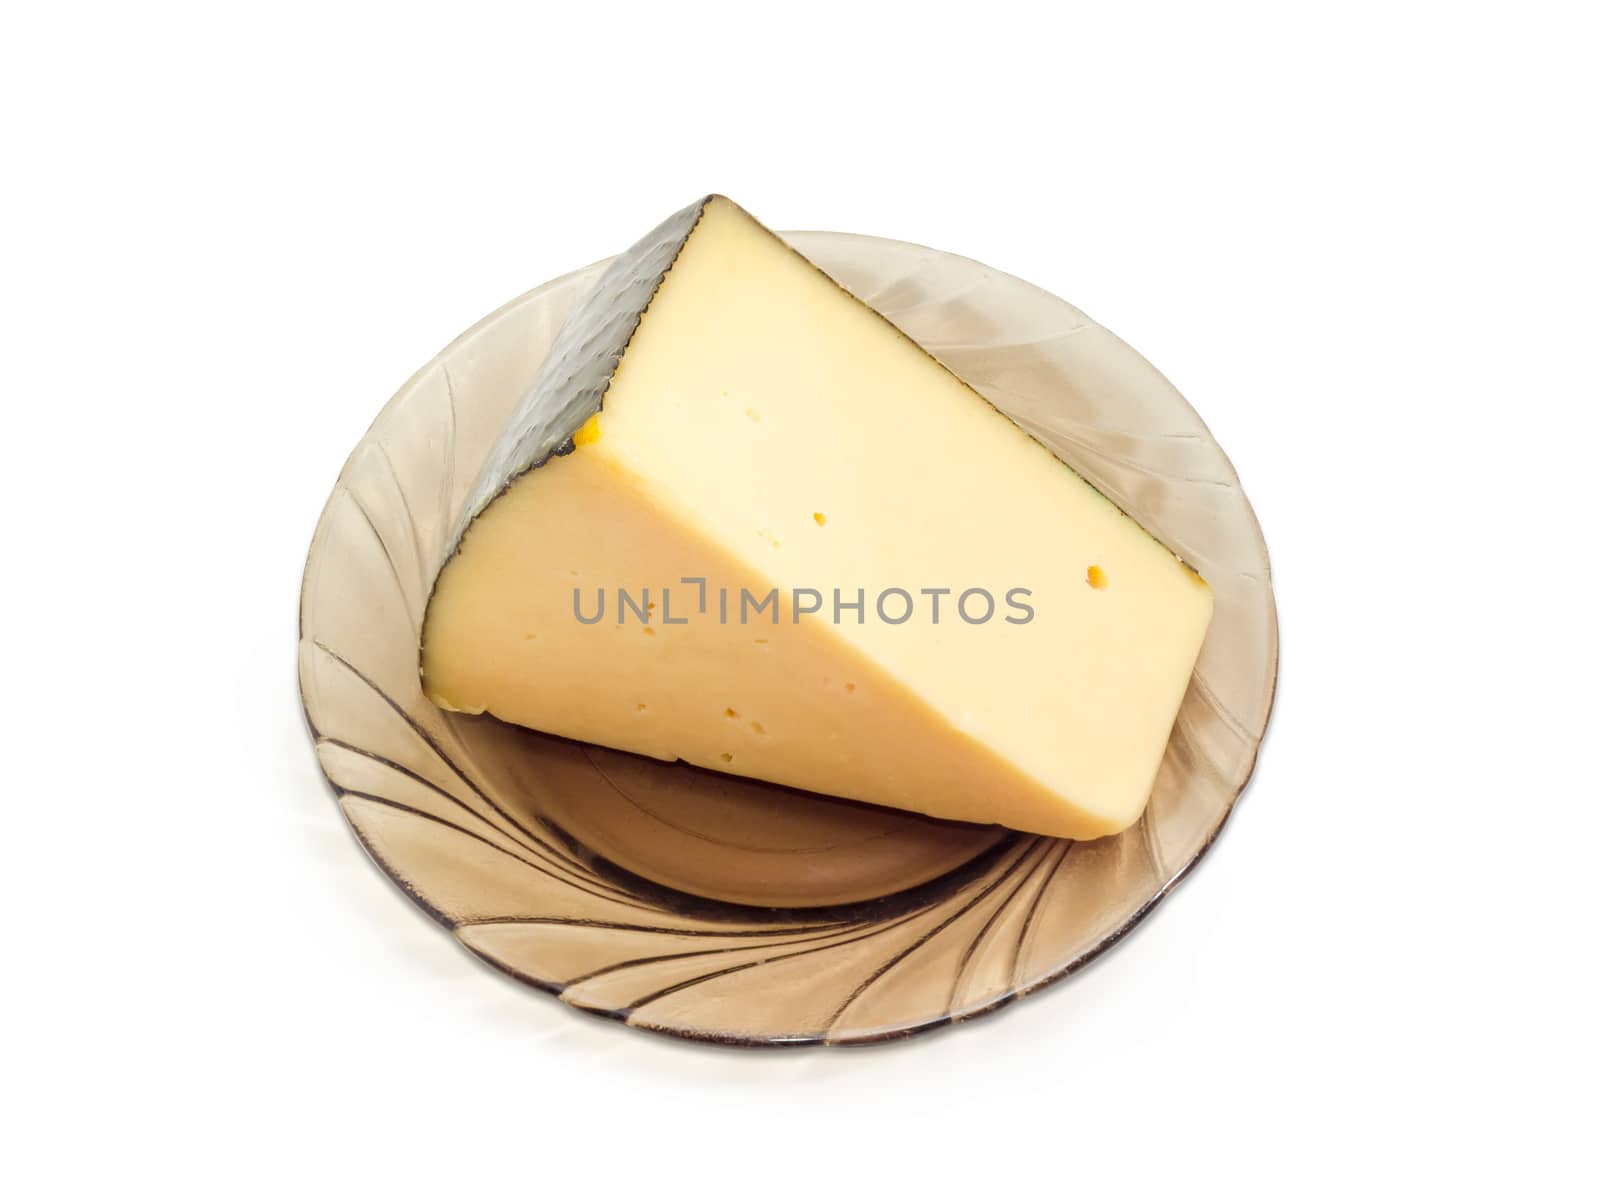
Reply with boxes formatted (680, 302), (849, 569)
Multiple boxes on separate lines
(421, 196), (1213, 839)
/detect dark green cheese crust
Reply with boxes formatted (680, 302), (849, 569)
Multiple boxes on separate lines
(439, 195), (713, 566)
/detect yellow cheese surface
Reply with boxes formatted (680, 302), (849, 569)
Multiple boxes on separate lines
(422, 198), (1213, 839)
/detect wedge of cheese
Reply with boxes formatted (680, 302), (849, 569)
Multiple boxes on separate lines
(420, 196), (1212, 839)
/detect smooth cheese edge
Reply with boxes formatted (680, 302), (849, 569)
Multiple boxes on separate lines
(422, 196), (1213, 837)
(584, 197), (1214, 826)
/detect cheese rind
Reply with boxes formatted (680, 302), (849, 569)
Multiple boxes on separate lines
(443, 197), (711, 557)
(421, 196), (1213, 839)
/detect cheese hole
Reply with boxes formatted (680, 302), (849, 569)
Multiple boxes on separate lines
(754, 638), (768, 645)
(845, 682), (856, 694)
(724, 707), (738, 719)
(642, 626), (655, 636)
(1087, 565), (1108, 589)
(720, 752), (734, 763)
(745, 407), (761, 421)
(523, 633), (537, 641)
(813, 512), (826, 526)
(636, 703), (648, 712)
(751, 721), (766, 735)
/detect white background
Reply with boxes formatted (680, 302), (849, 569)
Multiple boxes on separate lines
(4, 3), (1596, 1198)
